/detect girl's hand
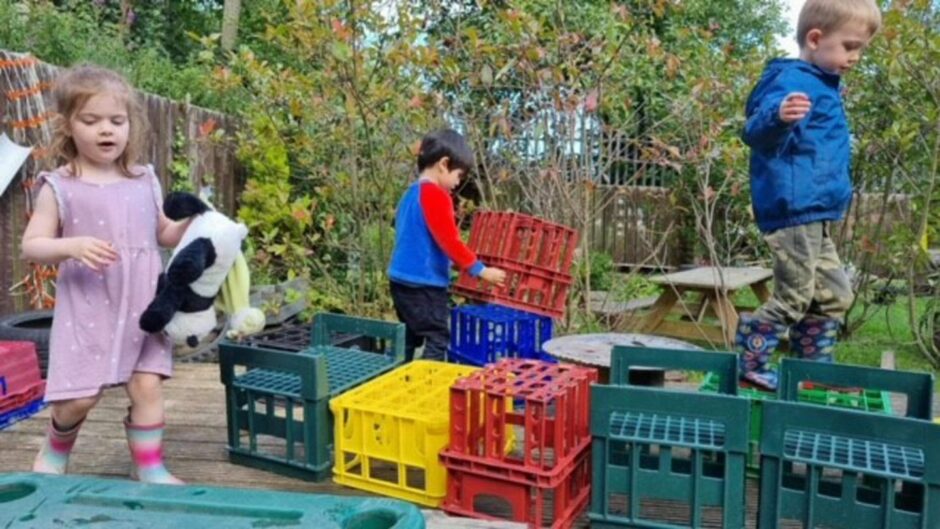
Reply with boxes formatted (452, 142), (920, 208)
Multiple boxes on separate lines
(69, 237), (118, 271)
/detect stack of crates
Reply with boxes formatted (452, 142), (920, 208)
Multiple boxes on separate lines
(218, 313), (406, 481)
(591, 346), (750, 529)
(330, 360), (485, 507)
(452, 211), (579, 320)
(449, 303), (553, 366)
(0, 341), (46, 431)
(440, 359), (597, 529)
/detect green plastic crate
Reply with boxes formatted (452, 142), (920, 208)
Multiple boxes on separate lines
(219, 313), (406, 481)
(759, 401), (940, 529)
(0, 472), (425, 528)
(610, 345), (739, 395)
(590, 346), (748, 528)
(778, 358), (933, 419)
(590, 385), (750, 529)
(701, 359), (932, 476)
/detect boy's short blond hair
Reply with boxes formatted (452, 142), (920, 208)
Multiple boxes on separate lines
(796, 0), (882, 47)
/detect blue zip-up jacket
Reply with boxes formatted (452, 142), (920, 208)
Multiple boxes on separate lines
(743, 59), (852, 233)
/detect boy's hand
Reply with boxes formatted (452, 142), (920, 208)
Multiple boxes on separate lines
(479, 266), (507, 286)
(779, 92), (811, 124)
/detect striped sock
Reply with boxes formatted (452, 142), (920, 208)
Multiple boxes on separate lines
(32, 418), (83, 474)
(124, 418), (184, 485)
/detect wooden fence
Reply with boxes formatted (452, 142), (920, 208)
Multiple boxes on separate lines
(0, 50), (243, 315)
(589, 185), (686, 269)
(588, 187), (914, 271)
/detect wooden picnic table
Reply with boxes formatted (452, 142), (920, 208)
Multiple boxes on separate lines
(636, 266), (773, 345)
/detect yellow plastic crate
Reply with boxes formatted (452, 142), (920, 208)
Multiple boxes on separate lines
(329, 360), (480, 507)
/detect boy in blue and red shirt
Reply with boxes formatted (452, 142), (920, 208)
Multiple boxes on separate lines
(388, 129), (506, 361)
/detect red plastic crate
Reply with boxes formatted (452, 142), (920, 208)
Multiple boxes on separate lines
(466, 212), (579, 274)
(0, 341), (45, 415)
(453, 257), (573, 319)
(0, 381), (44, 415)
(442, 444), (591, 529)
(0, 341), (42, 396)
(443, 359), (596, 475)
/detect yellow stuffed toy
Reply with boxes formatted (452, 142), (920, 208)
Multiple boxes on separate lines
(216, 250), (265, 340)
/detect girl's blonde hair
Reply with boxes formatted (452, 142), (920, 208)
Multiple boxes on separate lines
(49, 65), (148, 177)
(797, 0), (882, 48)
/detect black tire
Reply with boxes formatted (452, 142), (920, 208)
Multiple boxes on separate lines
(0, 310), (53, 378)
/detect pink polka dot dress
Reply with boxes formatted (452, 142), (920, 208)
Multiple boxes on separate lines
(39, 165), (172, 402)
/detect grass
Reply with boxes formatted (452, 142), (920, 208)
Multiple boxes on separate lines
(836, 297), (934, 375)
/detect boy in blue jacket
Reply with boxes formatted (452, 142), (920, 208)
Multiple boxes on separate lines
(738, 0), (881, 390)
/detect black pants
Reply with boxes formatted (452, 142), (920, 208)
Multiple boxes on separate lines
(389, 281), (449, 361)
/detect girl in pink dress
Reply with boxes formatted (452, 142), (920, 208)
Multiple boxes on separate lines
(22, 65), (190, 484)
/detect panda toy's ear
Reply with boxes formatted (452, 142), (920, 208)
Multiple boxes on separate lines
(164, 192), (210, 220)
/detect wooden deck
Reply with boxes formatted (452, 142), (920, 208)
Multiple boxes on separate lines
(0, 363), (775, 528)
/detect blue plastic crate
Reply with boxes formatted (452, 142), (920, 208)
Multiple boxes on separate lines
(449, 304), (553, 366)
(0, 398), (46, 431)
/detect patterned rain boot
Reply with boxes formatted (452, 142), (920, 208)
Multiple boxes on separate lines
(32, 417), (84, 474)
(125, 414), (184, 485)
(789, 316), (839, 363)
(736, 313), (786, 391)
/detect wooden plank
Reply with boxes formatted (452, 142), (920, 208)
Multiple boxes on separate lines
(751, 279), (772, 304)
(650, 267), (773, 290)
(638, 288), (681, 334)
(880, 350), (896, 370)
(620, 188), (635, 265)
(709, 292), (740, 346)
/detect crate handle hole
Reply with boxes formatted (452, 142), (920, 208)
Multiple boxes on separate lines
(342, 509), (400, 529)
(0, 482), (37, 503)
(472, 494), (515, 520)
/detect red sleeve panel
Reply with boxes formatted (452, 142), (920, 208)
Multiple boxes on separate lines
(419, 182), (479, 271)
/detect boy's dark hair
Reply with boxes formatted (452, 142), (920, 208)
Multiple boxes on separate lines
(416, 129), (475, 175)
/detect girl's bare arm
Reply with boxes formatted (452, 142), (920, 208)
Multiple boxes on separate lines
(22, 186), (117, 270)
(156, 210), (191, 248)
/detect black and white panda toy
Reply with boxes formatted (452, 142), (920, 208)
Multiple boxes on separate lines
(139, 192), (254, 346)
